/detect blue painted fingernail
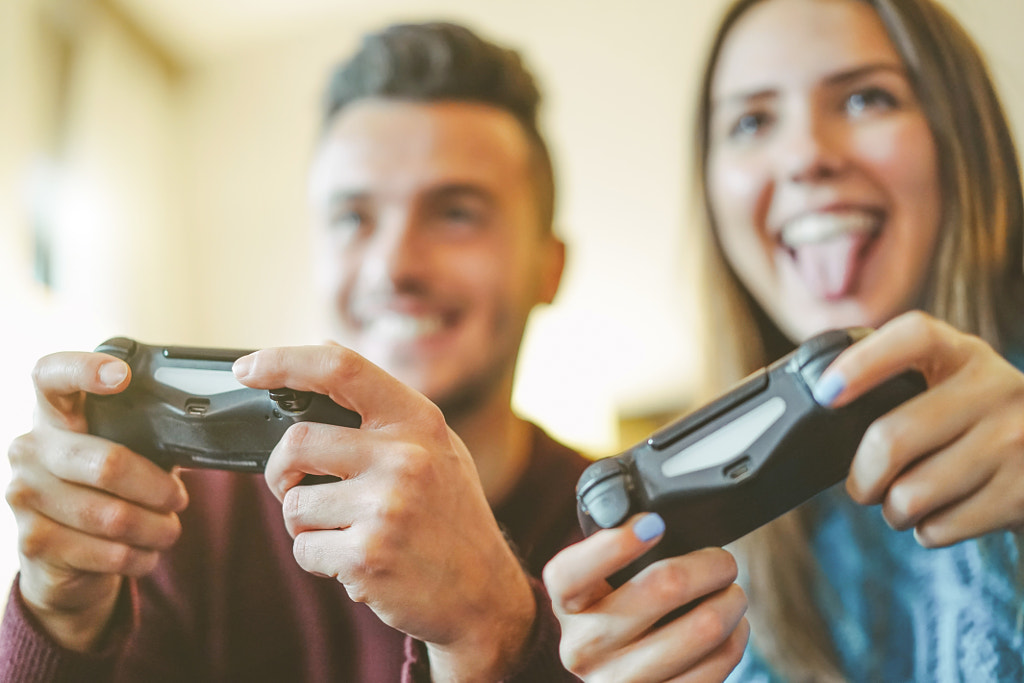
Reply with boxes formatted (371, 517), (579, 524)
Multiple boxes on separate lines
(813, 371), (846, 406)
(232, 354), (254, 378)
(633, 513), (665, 542)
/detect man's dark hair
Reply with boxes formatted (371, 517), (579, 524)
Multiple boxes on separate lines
(322, 22), (556, 232)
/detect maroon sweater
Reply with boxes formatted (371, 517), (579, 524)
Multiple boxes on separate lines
(0, 426), (588, 682)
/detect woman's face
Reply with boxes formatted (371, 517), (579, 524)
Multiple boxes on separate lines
(706, 0), (942, 342)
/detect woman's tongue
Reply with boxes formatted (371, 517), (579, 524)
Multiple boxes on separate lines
(789, 229), (873, 301)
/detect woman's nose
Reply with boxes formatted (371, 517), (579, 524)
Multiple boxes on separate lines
(777, 111), (847, 183)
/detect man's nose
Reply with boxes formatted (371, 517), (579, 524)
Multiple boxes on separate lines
(361, 213), (428, 291)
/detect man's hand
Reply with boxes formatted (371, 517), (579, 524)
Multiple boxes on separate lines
(235, 344), (535, 682)
(6, 352), (188, 652)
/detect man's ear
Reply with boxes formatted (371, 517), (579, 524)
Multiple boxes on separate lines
(538, 235), (566, 305)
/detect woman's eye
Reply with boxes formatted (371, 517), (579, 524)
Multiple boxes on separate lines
(729, 112), (771, 140)
(331, 210), (360, 229)
(845, 87), (898, 116)
(329, 210), (365, 232)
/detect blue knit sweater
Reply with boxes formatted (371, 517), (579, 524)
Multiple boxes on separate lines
(730, 355), (1024, 681)
(730, 489), (1023, 682)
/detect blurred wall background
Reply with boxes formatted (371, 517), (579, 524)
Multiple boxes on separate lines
(1, 0), (1022, 601)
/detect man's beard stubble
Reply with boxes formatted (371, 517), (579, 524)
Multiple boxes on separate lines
(431, 353), (518, 425)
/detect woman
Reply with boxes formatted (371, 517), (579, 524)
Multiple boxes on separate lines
(543, 0), (1024, 680)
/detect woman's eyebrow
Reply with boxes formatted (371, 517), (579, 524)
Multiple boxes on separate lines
(712, 61), (908, 110)
(822, 62), (908, 87)
(712, 87), (776, 111)
(327, 189), (368, 206)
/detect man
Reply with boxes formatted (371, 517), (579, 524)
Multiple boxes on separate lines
(1, 23), (587, 681)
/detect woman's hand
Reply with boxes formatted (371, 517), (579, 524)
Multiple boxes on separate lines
(815, 310), (1024, 546)
(543, 513), (749, 683)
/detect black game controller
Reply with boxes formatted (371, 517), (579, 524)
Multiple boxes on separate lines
(576, 327), (926, 585)
(84, 337), (361, 473)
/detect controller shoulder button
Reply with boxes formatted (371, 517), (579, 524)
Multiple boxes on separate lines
(94, 337), (137, 361)
(576, 457), (626, 496)
(794, 327), (873, 390)
(577, 458), (633, 529)
(794, 329), (852, 369)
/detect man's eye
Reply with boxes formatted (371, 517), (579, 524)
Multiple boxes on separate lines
(845, 87), (898, 116)
(434, 201), (488, 231)
(443, 205), (479, 223)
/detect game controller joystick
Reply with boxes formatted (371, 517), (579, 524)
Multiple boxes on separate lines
(576, 327), (926, 585)
(85, 337), (361, 473)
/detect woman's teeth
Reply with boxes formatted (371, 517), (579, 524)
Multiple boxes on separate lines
(781, 211), (879, 247)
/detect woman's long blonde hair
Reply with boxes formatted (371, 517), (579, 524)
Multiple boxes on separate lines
(691, 0), (1024, 678)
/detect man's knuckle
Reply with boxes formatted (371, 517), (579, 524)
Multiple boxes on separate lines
(19, 522), (51, 560)
(281, 422), (315, 453)
(345, 582), (369, 604)
(419, 404), (449, 441)
(154, 515), (182, 550)
(357, 534), (387, 578)
(7, 433), (36, 467)
(324, 347), (362, 386)
(96, 501), (134, 539)
(559, 629), (598, 676)
(282, 487), (304, 521)
(30, 356), (51, 389)
(123, 550), (160, 577)
(377, 494), (411, 527)
(541, 561), (564, 595)
(292, 533), (315, 569)
(87, 446), (129, 489)
(5, 479), (35, 511)
(105, 543), (138, 575)
(397, 446), (436, 482)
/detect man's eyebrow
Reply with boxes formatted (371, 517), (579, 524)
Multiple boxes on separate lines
(424, 183), (497, 207)
(326, 184), (494, 203)
(712, 62), (908, 109)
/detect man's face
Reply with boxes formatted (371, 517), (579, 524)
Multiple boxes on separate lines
(308, 99), (563, 414)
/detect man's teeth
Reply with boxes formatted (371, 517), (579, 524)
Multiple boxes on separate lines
(781, 212), (879, 247)
(367, 313), (444, 340)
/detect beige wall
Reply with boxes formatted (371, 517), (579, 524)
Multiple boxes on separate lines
(1, 0), (1023, 600)
(0, 0), (189, 605)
